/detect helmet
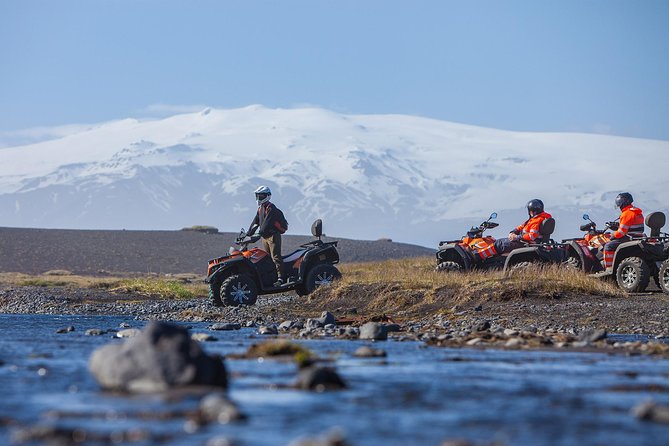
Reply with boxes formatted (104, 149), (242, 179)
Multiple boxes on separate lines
(615, 192), (633, 210)
(526, 199), (544, 216)
(254, 185), (272, 205)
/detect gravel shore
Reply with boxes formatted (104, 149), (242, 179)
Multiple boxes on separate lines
(2, 284), (668, 357)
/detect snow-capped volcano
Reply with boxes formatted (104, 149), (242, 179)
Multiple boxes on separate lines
(1, 105), (667, 247)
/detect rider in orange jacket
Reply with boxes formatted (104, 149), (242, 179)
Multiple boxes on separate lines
(477, 199), (552, 260)
(601, 192), (645, 270)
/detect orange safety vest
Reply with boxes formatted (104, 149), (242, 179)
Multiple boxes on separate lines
(613, 205), (644, 238)
(516, 212), (552, 242)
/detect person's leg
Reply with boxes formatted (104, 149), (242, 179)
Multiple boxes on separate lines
(602, 237), (627, 269)
(266, 234), (284, 284)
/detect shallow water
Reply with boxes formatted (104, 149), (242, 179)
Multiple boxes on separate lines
(1, 314), (669, 445)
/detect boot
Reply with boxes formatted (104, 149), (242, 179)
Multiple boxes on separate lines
(273, 277), (285, 287)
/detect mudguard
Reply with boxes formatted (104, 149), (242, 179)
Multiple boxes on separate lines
(298, 243), (339, 279)
(205, 257), (257, 284)
(503, 245), (567, 269)
(436, 244), (475, 270)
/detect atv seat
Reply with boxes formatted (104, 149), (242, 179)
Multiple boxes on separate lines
(646, 211), (666, 237)
(282, 249), (307, 262)
(537, 217), (556, 243)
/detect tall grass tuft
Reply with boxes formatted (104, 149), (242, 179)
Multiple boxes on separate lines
(303, 257), (624, 318)
(111, 278), (196, 299)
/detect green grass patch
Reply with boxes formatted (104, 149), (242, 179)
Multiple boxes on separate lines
(111, 278), (195, 299)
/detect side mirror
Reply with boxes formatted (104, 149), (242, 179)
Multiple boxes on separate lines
(582, 214), (589, 221)
(489, 212), (497, 220)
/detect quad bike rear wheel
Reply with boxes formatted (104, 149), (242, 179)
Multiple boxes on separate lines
(659, 259), (669, 294)
(302, 264), (341, 295)
(616, 257), (650, 293)
(221, 274), (258, 306)
(436, 261), (463, 272)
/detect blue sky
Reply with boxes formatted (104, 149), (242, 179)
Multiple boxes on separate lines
(1, 0), (668, 140)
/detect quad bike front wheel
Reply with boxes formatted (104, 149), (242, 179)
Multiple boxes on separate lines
(615, 257), (650, 293)
(209, 277), (224, 307)
(301, 264), (342, 295)
(564, 254), (582, 270)
(658, 259), (669, 294)
(436, 261), (463, 272)
(221, 274), (258, 306)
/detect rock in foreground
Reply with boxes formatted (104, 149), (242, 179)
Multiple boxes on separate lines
(89, 321), (227, 393)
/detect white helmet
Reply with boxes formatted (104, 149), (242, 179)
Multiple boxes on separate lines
(254, 185), (272, 205)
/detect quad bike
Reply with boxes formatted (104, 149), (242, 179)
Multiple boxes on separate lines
(581, 211), (669, 293)
(561, 214), (616, 273)
(435, 212), (567, 273)
(205, 219), (341, 306)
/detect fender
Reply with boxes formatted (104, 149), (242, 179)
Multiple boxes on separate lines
(205, 257), (257, 284)
(298, 243), (339, 279)
(503, 247), (547, 269)
(436, 244), (474, 269)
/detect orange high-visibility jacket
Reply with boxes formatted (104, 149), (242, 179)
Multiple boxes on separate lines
(515, 212), (552, 242)
(612, 205), (644, 238)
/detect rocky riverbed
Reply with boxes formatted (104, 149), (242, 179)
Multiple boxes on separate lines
(1, 284), (668, 358)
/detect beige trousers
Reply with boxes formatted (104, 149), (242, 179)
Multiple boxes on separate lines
(262, 233), (283, 279)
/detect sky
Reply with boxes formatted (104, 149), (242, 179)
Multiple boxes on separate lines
(1, 0), (668, 141)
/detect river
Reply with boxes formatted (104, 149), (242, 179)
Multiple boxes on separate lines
(1, 314), (668, 445)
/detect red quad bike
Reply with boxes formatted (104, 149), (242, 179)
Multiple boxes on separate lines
(205, 219), (341, 306)
(435, 212), (567, 273)
(568, 211), (669, 293)
(561, 214), (615, 273)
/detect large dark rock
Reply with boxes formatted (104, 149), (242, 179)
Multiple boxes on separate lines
(89, 321), (227, 393)
(296, 366), (347, 391)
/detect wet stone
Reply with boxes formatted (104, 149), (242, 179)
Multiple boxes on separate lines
(198, 393), (246, 424)
(116, 328), (141, 338)
(318, 311), (336, 326)
(56, 326), (75, 334)
(258, 325), (278, 335)
(210, 323), (241, 331)
(85, 329), (106, 336)
(192, 333), (217, 342)
(359, 322), (388, 341)
(578, 329), (607, 343)
(89, 321), (227, 393)
(353, 346), (387, 358)
(296, 366), (346, 391)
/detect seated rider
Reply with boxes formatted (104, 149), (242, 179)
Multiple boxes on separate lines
(602, 192), (644, 270)
(246, 185), (289, 286)
(477, 199), (552, 260)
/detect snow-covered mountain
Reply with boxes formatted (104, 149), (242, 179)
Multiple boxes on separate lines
(1, 105), (668, 248)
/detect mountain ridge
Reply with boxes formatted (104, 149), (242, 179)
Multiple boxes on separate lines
(1, 105), (667, 247)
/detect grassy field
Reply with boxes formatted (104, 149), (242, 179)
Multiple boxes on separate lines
(0, 257), (623, 312)
(299, 257), (625, 319)
(0, 271), (209, 300)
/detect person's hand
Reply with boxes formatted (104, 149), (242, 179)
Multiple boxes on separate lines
(508, 233), (518, 241)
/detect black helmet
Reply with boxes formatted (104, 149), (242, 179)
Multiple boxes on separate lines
(615, 192), (633, 210)
(526, 199), (544, 216)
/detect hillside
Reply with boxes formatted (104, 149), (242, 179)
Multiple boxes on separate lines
(0, 227), (432, 275)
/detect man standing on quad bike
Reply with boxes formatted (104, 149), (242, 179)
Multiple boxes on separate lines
(477, 199), (552, 260)
(246, 186), (289, 286)
(601, 192), (645, 270)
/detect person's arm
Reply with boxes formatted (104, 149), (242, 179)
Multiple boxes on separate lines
(613, 211), (631, 238)
(247, 211), (259, 235)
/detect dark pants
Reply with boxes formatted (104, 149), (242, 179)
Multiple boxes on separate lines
(262, 233), (283, 279)
(493, 238), (525, 255)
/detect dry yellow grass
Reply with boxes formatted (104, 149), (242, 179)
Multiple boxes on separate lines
(0, 272), (209, 300)
(300, 257), (624, 318)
